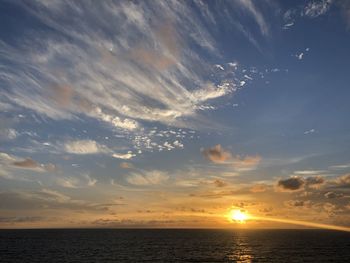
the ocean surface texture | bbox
[1,229,350,262]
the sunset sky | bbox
[1,0,350,229]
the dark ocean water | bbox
[0,229,350,262]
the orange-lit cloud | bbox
[250,184,268,193]
[202,144,261,169]
[12,158,39,169]
[120,162,133,169]
[12,158,56,172]
[202,145,232,163]
[52,85,73,107]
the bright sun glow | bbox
[230,210,249,223]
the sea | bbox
[1,229,350,262]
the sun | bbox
[230,209,249,223]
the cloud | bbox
[303,0,333,18]
[55,173,97,188]
[283,22,294,30]
[0,189,112,211]
[126,170,169,186]
[305,176,325,188]
[232,155,261,170]
[236,0,270,36]
[112,152,135,160]
[304,128,316,135]
[120,162,133,169]
[82,174,97,187]
[202,144,261,169]
[296,52,304,60]
[0,1,247,135]
[12,158,40,169]
[285,200,312,208]
[0,152,56,173]
[0,1,275,158]
[277,177,305,191]
[329,163,350,170]
[213,179,227,188]
[294,170,326,175]
[335,174,350,186]
[0,128,17,140]
[0,216,45,223]
[250,184,268,193]
[64,140,108,154]
[51,85,74,108]
[202,145,231,163]
[324,191,344,199]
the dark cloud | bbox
[277,177,305,191]
[305,176,325,188]
[91,218,202,228]
[0,216,45,223]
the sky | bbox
[1,0,350,229]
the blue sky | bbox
[1,0,350,228]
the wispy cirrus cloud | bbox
[0,1,238,130]
[0,1,274,134]
[235,0,270,36]
[126,170,169,186]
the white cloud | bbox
[173,140,184,149]
[304,128,315,134]
[64,140,108,154]
[303,0,333,18]
[283,22,294,30]
[112,152,135,160]
[294,170,326,175]
[214,64,224,70]
[191,82,235,102]
[92,107,138,130]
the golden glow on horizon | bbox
[226,209,350,232]
[230,210,249,223]
[250,215,350,232]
